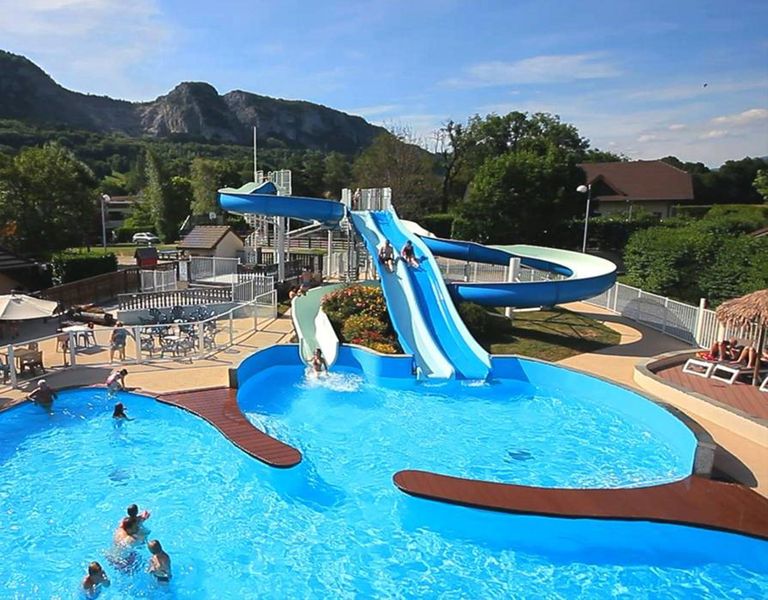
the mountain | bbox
[0,50,385,153]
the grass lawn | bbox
[65,244,177,257]
[472,307,621,362]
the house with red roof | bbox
[579,160,694,218]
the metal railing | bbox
[118,287,233,310]
[435,256,756,350]
[1,291,278,390]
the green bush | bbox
[322,285,389,324]
[50,252,118,284]
[457,302,493,338]
[321,284,401,353]
[342,313,388,341]
[420,213,454,238]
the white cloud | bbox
[347,104,401,118]
[668,124,686,131]
[711,108,768,126]
[637,134,660,143]
[443,53,621,88]
[0,0,172,100]
[699,129,729,140]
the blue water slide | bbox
[365,211,492,380]
[350,212,454,380]
[421,237,616,309]
[218,181,346,225]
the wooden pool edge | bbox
[156,386,302,468]
[393,470,768,541]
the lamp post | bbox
[100,194,110,251]
[576,184,591,253]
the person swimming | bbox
[147,539,172,583]
[112,402,132,420]
[311,348,328,377]
[114,515,145,546]
[27,379,56,408]
[82,561,110,595]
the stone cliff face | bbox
[0,50,384,152]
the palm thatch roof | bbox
[715,289,768,327]
[716,289,768,386]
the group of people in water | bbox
[377,239,419,272]
[83,504,171,595]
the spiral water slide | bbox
[218,183,616,379]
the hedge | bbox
[419,213,454,238]
[51,252,118,284]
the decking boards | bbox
[157,387,301,468]
[394,470,768,540]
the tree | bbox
[453,148,582,244]
[190,158,242,215]
[322,152,352,198]
[352,128,440,219]
[0,142,98,254]
[437,112,589,212]
[753,169,768,202]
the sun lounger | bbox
[682,357,718,378]
[761,374,768,393]
[710,362,768,385]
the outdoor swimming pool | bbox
[0,376,766,598]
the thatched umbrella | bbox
[716,289,768,386]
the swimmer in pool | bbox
[311,348,328,377]
[114,515,145,546]
[82,561,110,595]
[147,539,172,583]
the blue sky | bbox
[2,0,767,165]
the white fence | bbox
[342,187,392,212]
[435,256,758,350]
[188,257,240,283]
[140,269,176,292]
[231,275,276,303]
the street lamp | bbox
[576,184,591,253]
[100,194,110,251]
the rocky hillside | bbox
[0,50,385,153]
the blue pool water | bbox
[0,379,766,598]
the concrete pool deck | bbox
[1,304,765,499]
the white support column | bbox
[694,297,707,347]
[198,322,206,358]
[8,345,16,388]
[229,312,234,345]
[276,216,286,282]
[133,326,141,364]
[326,230,333,278]
[68,332,77,367]
[505,257,521,320]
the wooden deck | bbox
[394,470,768,541]
[157,387,301,468]
[655,364,768,421]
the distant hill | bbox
[0,50,385,153]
